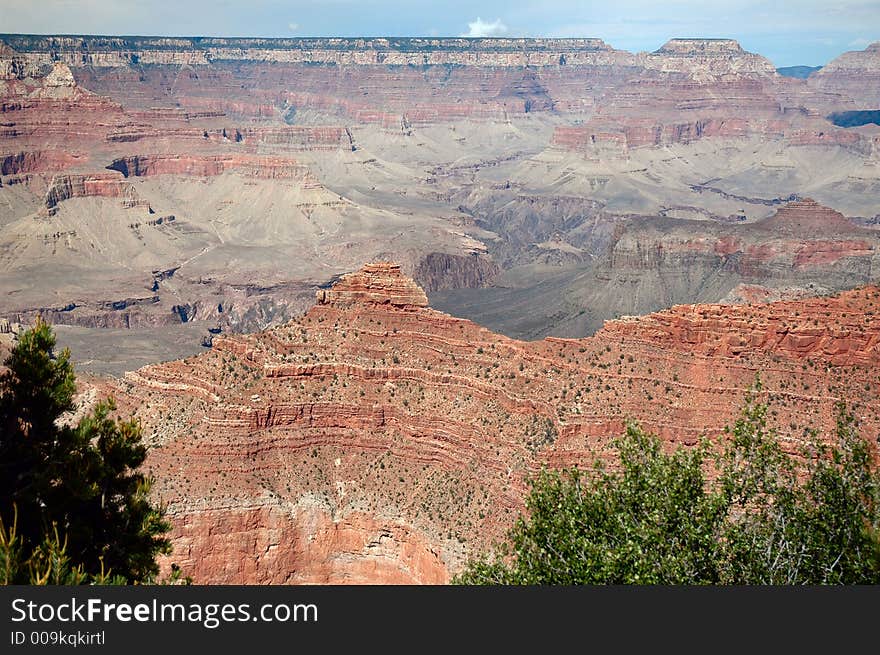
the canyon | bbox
[96,263,880,583]
[0,35,878,369]
[1,33,879,584]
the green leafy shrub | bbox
[457,385,880,585]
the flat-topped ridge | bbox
[0,34,614,53]
[0,34,783,75]
[655,38,746,55]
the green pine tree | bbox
[0,319,171,584]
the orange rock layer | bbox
[315,262,429,308]
[105,263,880,584]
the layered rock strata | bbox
[3,34,879,370]
[105,264,880,584]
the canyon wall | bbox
[103,264,880,584]
[809,42,880,106]
[2,34,878,369]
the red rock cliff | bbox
[105,265,880,584]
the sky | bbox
[0,1,878,67]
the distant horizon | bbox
[2,31,876,69]
[2,1,878,68]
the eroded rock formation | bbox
[315,262,428,307]
[809,42,880,106]
[106,154,320,184]
[2,34,879,371]
[102,264,880,584]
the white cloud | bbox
[848,37,871,48]
[288,22,299,32]
[462,17,508,38]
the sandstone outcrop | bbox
[1,150,82,175]
[642,38,778,80]
[601,291,880,366]
[43,173,140,211]
[106,154,320,184]
[315,262,428,308]
[104,125,354,150]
